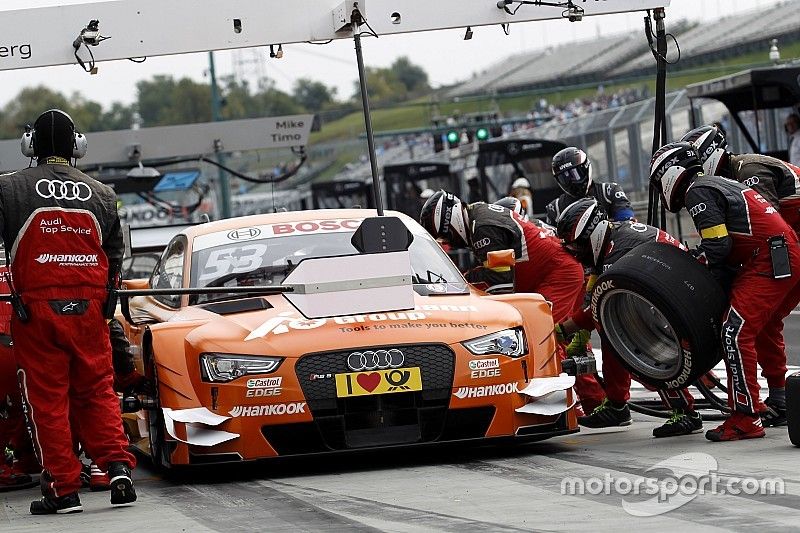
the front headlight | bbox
[462,328,527,358]
[200,353,283,383]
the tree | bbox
[293,78,337,113]
[101,102,137,131]
[352,67,407,104]
[135,75,212,127]
[391,57,429,93]
[0,86,71,138]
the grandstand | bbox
[449,0,800,97]
[613,2,800,75]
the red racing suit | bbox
[0,264,33,466]
[0,159,135,497]
[724,154,800,389]
[464,203,606,409]
[684,175,800,415]
[570,222,694,409]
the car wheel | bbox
[144,349,173,470]
[591,242,728,390]
[787,372,800,446]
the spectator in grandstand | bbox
[785,113,800,166]
[546,147,635,225]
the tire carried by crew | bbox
[788,371,800,446]
[590,241,728,390]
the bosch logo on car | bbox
[35,179,92,201]
[347,349,404,371]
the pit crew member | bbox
[650,142,800,441]
[681,124,800,426]
[554,198,702,437]
[0,109,137,513]
[509,176,534,219]
[547,147,635,225]
[420,190,606,412]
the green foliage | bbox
[391,57,429,93]
[293,78,337,113]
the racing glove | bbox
[565,329,591,359]
[114,370,148,395]
[554,323,568,344]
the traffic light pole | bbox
[209,51,233,219]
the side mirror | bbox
[486,249,516,269]
[119,278,156,325]
[123,279,150,291]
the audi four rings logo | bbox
[227,227,262,241]
[35,179,92,201]
[347,349,404,371]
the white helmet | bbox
[512,177,531,190]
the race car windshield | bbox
[189,226,465,304]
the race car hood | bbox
[175,291,524,357]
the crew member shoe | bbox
[0,464,36,492]
[705,413,765,442]
[760,397,787,427]
[30,492,83,515]
[653,410,703,438]
[89,463,111,492]
[108,462,137,505]
[577,398,632,428]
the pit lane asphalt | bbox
[3,323,800,532]
[2,415,799,531]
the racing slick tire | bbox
[143,343,173,470]
[787,372,800,446]
[591,242,727,390]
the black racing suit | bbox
[684,174,800,415]
[546,182,635,225]
[724,153,800,227]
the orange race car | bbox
[118,209,580,468]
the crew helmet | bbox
[552,147,593,197]
[555,198,610,266]
[680,125,728,176]
[419,190,470,248]
[649,142,703,213]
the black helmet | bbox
[555,198,610,266]
[680,125,728,176]
[649,142,703,213]
[552,147,592,198]
[494,196,526,219]
[419,190,470,248]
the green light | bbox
[476,127,490,141]
[446,131,459,144]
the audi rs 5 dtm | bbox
[119,210,579,467]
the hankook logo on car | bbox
[453,382,517,399]
[228,402,306,417]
